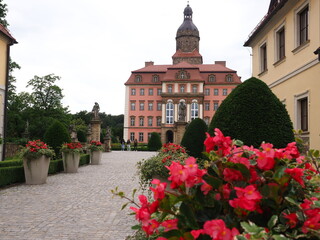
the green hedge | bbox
[0,154,90,188]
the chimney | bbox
[215,61,226,67]
[145,61,154,67]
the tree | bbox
[208,77,294,148]
[27,74,64,110]
[181,118,208,158]
[44,120,71,158]
[0,0,9,28]
[148,132,162,151]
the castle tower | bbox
[172,4,203,64]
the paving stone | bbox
[0,151,156,240]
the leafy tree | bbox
[148,132,162,151]
[44,120,71,158]
[208,77,294,148]
[27,74,64,110]
[0,0,9,28]
[181,118,208,158]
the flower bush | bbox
[88,140,103,151]
[20,139,55,160]
[137,143,189,190]
[61,142,83,154]
[113,129,320,240]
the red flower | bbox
[285,168,305,188]
[283,213,298,228]
[150,179,166,200]
[161,219,178,232]
[223,168,244,182]
[256,151,275,171]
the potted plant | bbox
[88,140,103,165]
[61,142,83,173]
[21,139,55,184]
[113,129,320,239]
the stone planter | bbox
[90,150,102,165]
[23,155,50,185]
[62,152,80,173]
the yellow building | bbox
[0,24,17,160]
[244,0,320,149]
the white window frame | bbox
[139,117,144,126]
[130,117,135,126]
[166,101,174,124]
[259,41,268,73]
[139,132,144,142]
[191,101,199,120]
[214,89,219,96]
[130,132,135,141]
[294,2,309,48]
[274,22,286,62]
[131,88,136,95]
[294,90,309,132]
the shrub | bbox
[0,159,23,167]
[208,77,294,148]
[77,130,87,142]
[0,166,25,187]
[147,132,162,151]
[44,121,71,157]
[181,118,208,158]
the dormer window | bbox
[152,75,159,83]
[176,70,190,80]
[226,74,233,82]
[208,74,216,82]
[135,75,142,83]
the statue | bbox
[178,101,186,122]
[92,102,100,120]
[69,124,78,142]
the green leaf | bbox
[131,188,137,198]
[233,139,244,146]
[236,236,248,240]
[268,215,278,229]
[131,224,141,230]
[203,175,223,189]
[273,234,289,240]
[285,197,300,207]
[179,203,199,229]
[273,166,286,180]
[273,224,289,233]
[161,229,182,238]
[240,221,265,235]
[121,202,129,210]
[314,150,320,158]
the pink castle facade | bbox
[124,4,241,144]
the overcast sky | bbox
[6,0,270,115]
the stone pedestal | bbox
[104,137,111,152]
[174,121,188,145]
[90,120,101,142]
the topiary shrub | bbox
[208,77,294,148]
[181,118,208,158]
[44,121,71,158]
[147,132,162,151]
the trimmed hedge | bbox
[208,77,294,148]
[148,132,162,151]
[0,154,90,188]
[181,118,208,158]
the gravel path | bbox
[0,151,156,240]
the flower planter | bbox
[62,152,80,173]
[23,155,50,185]
[90,150,102,165]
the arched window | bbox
[208,74,216,82]
[152,75,159,82]
[191,101,199,120]
[166,101,174,124]
[135,75,142,83]
[226,74,233,82]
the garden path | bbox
[0,151,156,240]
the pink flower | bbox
[166,161,188,189]
[222,183,231,199]
[201,180,213,195]
[302,214,320,233]
[261,143,275,158]
[223,168,244,182]
[142,219,160,236]
[150,179,167,200]
[204,129,232,156]
[285,168,305,188]
[202,219,239,240]
[256,151,275,171]
[191,229,204,239]
[229,185,262,212]
[161,219,178,232]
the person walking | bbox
[126,139,131,151]
[121,139,125,151]
[133,139,138,151]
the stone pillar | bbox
[174,122,188,145]
[90,119,101,142]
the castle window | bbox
[191,101,199,120]
[276,26,285,61]
[205,88,210,96]
[139,117,144,126]
[214,89,219,96]
[139,102,145,111]
[192,85,198,93]
[130,132,135,141]
[157,88,162,95]
[130,117,135,126]
[148,88,153,96]
[130,102,136,111]
[213,102,219,111]
[135,75,142,83]
[180,85,185,93]
[148,102,153,111]
[157,102,162,111]
[297,5,309,46]
[166,101,174,124]
[152,75,159,83]
[139,132,144,142]
[168,85,173,93]
[148,117,153,126]
[259,43,267,73]
[223,89,228,96]
[131,88,136,95]
[226,74,233,82]
[140,88,145,96]
[157,117,161,126]
[204,102,210,111]
[208,75,216,82]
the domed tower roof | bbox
[177,4,199,35]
